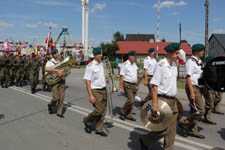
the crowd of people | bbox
[0,51,67,93]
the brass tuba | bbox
[45,57,71,85]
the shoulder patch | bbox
[159,61,164,67]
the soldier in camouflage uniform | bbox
[20,55,26,86]
[0,51,10,88]
[24,55,31,83]
[41,53,50,91]
[8,53,15,86]
[14,54,21,86]
[30,53,40,94]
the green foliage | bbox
[100,31,124,61]
[136,60,144,69]
[161,38,166,42]
[100,42,118,61]
[113,31,124,42]
[110,61,116,68]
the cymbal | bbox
[140,99,174,132]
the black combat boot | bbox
[31,88,35,94]
[5,83,8,88]
[19,82,22,87]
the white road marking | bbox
[10,86,213,150]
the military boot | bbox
[4,83,8,88]
[31,88,35,94]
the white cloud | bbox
[24,22,41,28]
[33,1,72,6]
[90,3,106,13]
[0,20,14,28]
[212,29,225,33]
[43,22,59,28]
[153,0,188,8]
[171,11,179,16]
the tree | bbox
[161,37,166,42]
[113,31,124,42]
[100,42,118,61]
[100,31,124,61]
[180,40,187,43]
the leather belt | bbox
[124,81,136,85]
[158,94,176,99]
[93,87,106,90]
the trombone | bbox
[103,56,116,118]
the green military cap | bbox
[51,49,58,55]
[164,43,180,52]
[128,50,136,56]
[205,56,214,63]
[148,48,155,53]
[192,44,205,51]
[92,47,102,55]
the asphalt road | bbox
[0,69,224,150]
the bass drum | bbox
[204,56,225,92]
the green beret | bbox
[128,50,136,56]
[51,49,58,55]
[148,48,155,53]
[92,47,102,55]
[205,56,214,63]
[192,44,205,51]
[164,43,180,52]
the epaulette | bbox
[159,61,164,67]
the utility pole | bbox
[178,22,181,78]
[179,22,182,43]
[156,0,160,60]
[205,0,209,57]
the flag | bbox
[178,49,186,65]
[4,41,11,51]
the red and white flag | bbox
[178,49,186,65]
[4,41,11,51]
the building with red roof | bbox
[116,41,192,61]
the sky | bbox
[0,0,224,47]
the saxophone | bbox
[45,57,72,85]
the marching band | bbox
[0,43,224,150]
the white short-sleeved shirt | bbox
[150,58,178,96]
[120,60,138,83]
[144,56,157,75]
[45,58,60,68]
[83,60,106,89]
[184,56,203,87]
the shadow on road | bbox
[128,128,163,150]
[112,106,121,116]
[218,128,225,141]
